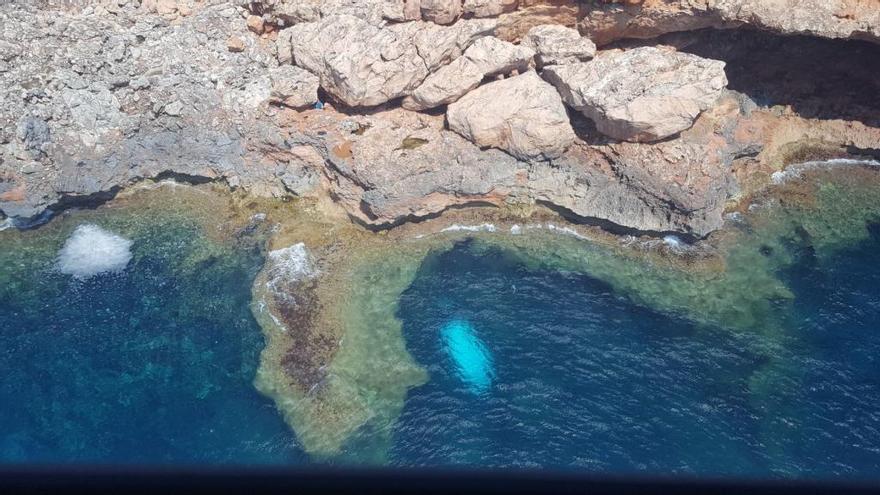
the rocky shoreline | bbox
[2,0,878,238]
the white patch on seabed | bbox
[56,224,133,279]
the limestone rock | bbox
[403,36,534,110]
[447,71,575,160]
[384,0,422,21]
[420,0,462,25]
[268,66,320,109]
[578,0,880,46]
[521,24,595,68]
[543,47,727,142]
[286,15,496,107]
[463,0,518,18]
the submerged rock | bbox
[447,71,575,160]
[543,47,727,142]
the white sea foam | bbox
[773,158,880,185]
[440,223,497,233]
[545,223,588,240]
[770,170,789,184]
[265,243,317,298]
[510,224,522,235]
[663,235,683,248]
[56,224,133,279]
[0,218,13,231]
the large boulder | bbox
[283,15,496,107]
[268,65,320,109]
[447,71,575,160]
[314,96,758,237]
[543,47,727,142]
[420,0,462,24]
[521,24,595,68]
[403,37,534,111]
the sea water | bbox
[2,171,880,480]
[391,230,880,477]
[0,189,304,465]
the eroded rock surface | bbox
[544,47,727,142]
[402,36,534,110]
[579,0,880,46]
[447,71,575,160]
[281,14,495,107]
[521,24,596,67]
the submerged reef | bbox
[250,160,880,461]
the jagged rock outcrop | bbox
[579,0,880,46]
[521,24,595,67]
[268,65,320,109]
[447,71,575,160]
[402,37,534,110]
[543,47,727,142]
[0,1,316,222]
[421,0,463,24]
[279,14,496,107]
[310,92,768,236]
[464,0,519,18]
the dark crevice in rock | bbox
[536,200,701,243]
[350,201,502,232]
[623,28,880,126]
[11,172,228,231]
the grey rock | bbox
[420,0,462,25]
[447,71,575,161]
[521,24,595,68]
[403,36,534,110]
[543,47,727,142]
[463,0,518,18]
[285,15,496,107]
[268,65,319,109]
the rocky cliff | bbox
[1,0,878,236]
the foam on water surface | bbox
[440,319,494,394]
[55,224,133,279]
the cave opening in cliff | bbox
[623,28,880,126]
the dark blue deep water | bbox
[393,234,880,478]
[0,218,304,465]
[2,194,880,479]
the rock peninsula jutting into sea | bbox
[1,0,880,478]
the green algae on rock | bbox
[248,161,880,461]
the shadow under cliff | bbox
[615,28,880,127]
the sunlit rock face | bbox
[55,224,133,279]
